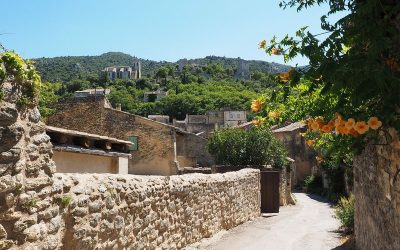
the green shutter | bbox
[128,136,138,151]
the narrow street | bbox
[187,193,344,250]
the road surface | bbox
[186,193,344,250]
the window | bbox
[128,136,138,151]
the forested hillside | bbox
[33,52,290,83]
[35,52,293,120]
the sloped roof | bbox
[46,126,132,145]
[272,121,306,133]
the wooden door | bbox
[260,170,280,213]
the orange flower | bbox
[327,121,335,131]
[354,121,369,134]
[306,140,314,147]
[345,118,356,130]
[335,122,346,135]
[271,48,280,55]
[368,117,382,130]
[279,72,290,82]
[341,126,351,135]
[321,124,333,133]
[251,99,264,112]
[252,118,264,127]
[310,120,320,131]
[258,40,266,49]
[349,128,359,137]
[268,111,280,119]
[334,114,343,127]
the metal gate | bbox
[260,170,280,213]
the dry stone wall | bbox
[354,128,400,250]
[0,81,56,250]
[53,170,260,249]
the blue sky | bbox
[1,0,330,66]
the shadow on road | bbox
[293,191,337,207]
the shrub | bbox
[207,127,288,168]
[335,194,355,232]
[61,195,73,208]
[304,175,323,194]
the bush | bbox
[304,175,323,194]
[207,127,288,168]
[335,194,355,232]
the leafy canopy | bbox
[263,0,400,130]
[207,127,288,168]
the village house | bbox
[272,121,318,186]
[46,91,214,176]
[74,88,110,98]
[148,115,170,124]
[46,126,132,174]
[173,110,247,138]
[143,89,167,102]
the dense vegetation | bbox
[32,52,291,120]
[207,127,288,168]
[252,0,399,210]
[33,52,290,83]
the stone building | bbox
[272,122,318,186]
[173,110,247,138]
[101,61,141,81]
[46,126,131,174]
[46,95,214,176]
[74,88,110,98]
[235,59,250,79]
[143,89,167,102]
[147,115,170,124]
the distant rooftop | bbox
[272,121,306,133]
[74,88,110,98]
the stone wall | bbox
[52,169,260,249]
[279,164,295,206]
[0,81,56,249]
[354,128,400,250]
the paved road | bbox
[187,193,343,250]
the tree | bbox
[155,67,168,85]
[39,82,61,119]
[207,127,288,168]
[261,0,400,130]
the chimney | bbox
[116,103,122,111]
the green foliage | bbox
[335,194,355,232]
[304,175,323,194]
[61,195,73,208]
[0,52,42,104]
[161,81,257,119]
[34,53,290,83]
[207,127,288,168]
[21,197,38,210]
[264,0,400,130]
[39,82,61,119]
